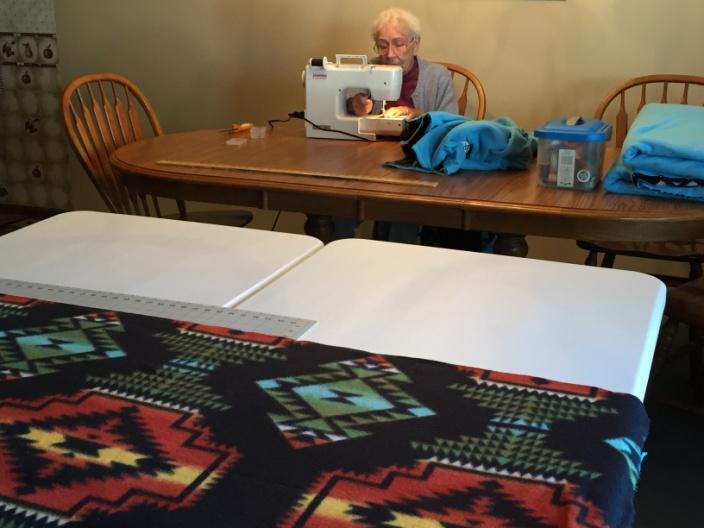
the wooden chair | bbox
[577,74,704,279]
[61,73,253,225]
[435,62,486,119]
[650,277,704,400]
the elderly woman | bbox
[348,7,458,118]
[337,8,460,243]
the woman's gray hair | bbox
[371,7,421,42]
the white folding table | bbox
[239,238,666,400]
[0,211,322,307]
[0,216,665,398]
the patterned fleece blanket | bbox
[0,293,648,527]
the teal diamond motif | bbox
[0,312,125,380]
[257,355,434,448]
[293,379,395,417]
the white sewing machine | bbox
[303,55,404,141]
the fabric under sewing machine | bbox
[385,111,536,175]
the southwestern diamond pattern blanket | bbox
[0,294,649,527]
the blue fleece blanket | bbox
[385,112,536,175]
[603,103,704,202]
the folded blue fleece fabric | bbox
[385,112,536,175]
[603,103,704,201]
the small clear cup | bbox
[250,125,267,139]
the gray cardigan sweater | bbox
[412,58,458,113]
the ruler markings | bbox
[0,278,315,339]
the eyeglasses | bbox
[374,38,413,54]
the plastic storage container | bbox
[534,117,612,190]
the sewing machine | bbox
[304,55,403,141]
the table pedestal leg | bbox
[493,233,528,257]
[304,214,335,243]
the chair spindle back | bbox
[594,74,704,148]
[61,73,162,214]
[435,62,486,120]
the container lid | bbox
[534,116,612,141]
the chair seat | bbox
[577,239,704,261]
[165,208,253,227]
[666,276,704,326]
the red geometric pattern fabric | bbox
[282,461,608,528]
[0,294,649,527]
[0,390,240,523]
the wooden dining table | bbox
[110,121,704,256]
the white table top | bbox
[240,239,666,400]
[0,211,322,307]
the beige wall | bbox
[54,0,703,274]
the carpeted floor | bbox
[0,214,39,236]
[635,344,704,526]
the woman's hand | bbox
[347,93,373,116]
[383,106,420,118]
